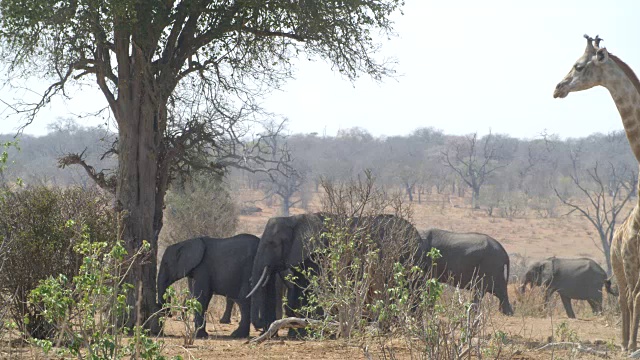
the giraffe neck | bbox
[603,60,640,164]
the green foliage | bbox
[294,217,382,339]
[29,236,173,359]
[160,285,203,346]
[0,185,117,338]
[0,140,20,185]
[555,321,579,343]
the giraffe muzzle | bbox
[553,81,569,99]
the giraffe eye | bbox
[574,64,585,72]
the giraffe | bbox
[554,34,640,352]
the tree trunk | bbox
[472,186,480,209]
[281,195,290,216]
[116,86,163,334]
[405,184,413,202]
[600,230,613,276]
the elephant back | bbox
[552,257,607,299]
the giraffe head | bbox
[554,34,611,98]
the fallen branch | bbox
[535,342,609,358]
[247,317,337,344]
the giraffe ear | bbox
[594,48,609,64]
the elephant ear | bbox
[285,213,323,266]
[541,259,555,285]
[168,237,206,279]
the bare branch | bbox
[58,150,116,194]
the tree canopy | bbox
[0,0,401,122]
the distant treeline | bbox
[1,121,636,213]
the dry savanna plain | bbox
[3,189,631,359]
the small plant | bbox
[555,321,579,342]
[160,285,203,345]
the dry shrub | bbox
[298,171,512,359]
[161,174,238,248]
[296,171,420,339]
[0,185,116,339]
[508,253,529,284]
[513,285,547,317]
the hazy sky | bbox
[2,0,640,139]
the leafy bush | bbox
[29,237,177,359]
[0,185,116,339]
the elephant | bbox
[520,257,618,318]
[157,234,259,338]
[218,297,235,324]
[423,228,514,315]
[248,212,427,332]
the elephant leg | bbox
[492,278,513,316]
[559,294,576,319]
[587,298,603,315]
[191,283,213,339]
[230,300,251,338]
[219,297,234,324]
[287,266,312,339]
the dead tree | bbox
[442,132,512,209]
[554,156,635,275]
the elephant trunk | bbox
[157,266,167,306]
[156,264,181,309]
[250,265,269,329]
[519,280,529,294]
[604,277,619,296]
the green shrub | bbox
[29,237,176,359]
[0,185,116,339]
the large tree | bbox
[0,0,402,330]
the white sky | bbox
[1,0,639,139]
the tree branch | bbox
[58,150,116,194]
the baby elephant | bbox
[520,257,617,318]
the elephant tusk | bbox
[246,266,269,298]
[262,273,271,288]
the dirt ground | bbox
[2,189,632,359]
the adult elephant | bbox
[248,212,426,331]
[424,228,514,315]
[520,257,618,318]
[157,234,259,338]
